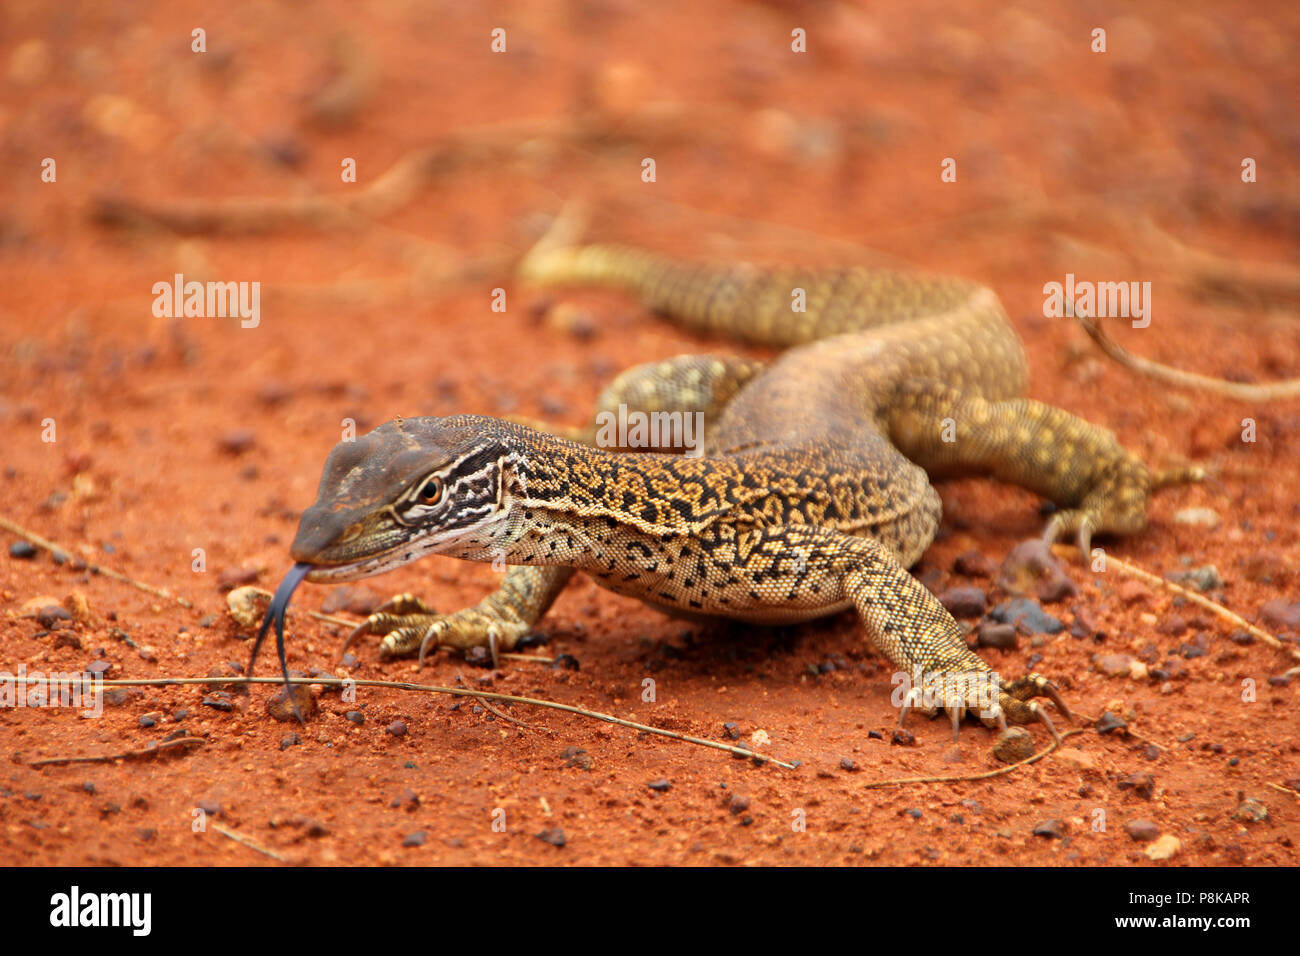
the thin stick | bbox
[1052,544,1300,663]
[27,736,204,767]
[456,673,541,732]
[1075,313,1300,400]
[211,822,287,862]
[498,652,558,664]
[12,675,798,769]
[0,515,193,609]
[861,728,1085,789]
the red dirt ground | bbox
[1,1,1298,866]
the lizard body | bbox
[285,244,1174,737]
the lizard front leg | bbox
[840,538,1070,740]
[344,566,573,665]
[752,525,1070,740]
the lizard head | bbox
[289,415,523,581]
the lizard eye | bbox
[416,477,443,503]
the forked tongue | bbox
[249,562,313,724]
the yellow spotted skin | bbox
[300,244,1165,739]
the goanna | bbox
[272,244,1193,740]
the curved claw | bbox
[1042,511,1096,561]
[896,685,924,731]
[1025,701,1061,743]
[417,621,443,667]
[945,705,963,742]
[1005,672,1074,725]
[340,618,372,656]
[1039,680,1074,725]
[1076,517,1094,561]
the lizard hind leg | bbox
[887,380,1158,557]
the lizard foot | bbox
[995,672,1073,742]
[897,669,1071,742]
[342,594,528,667]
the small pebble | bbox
[1124,819,1160,842]
[993,727,1034,763]
[217,430,256,455]
[1166,565,1223,593]
[1173,507,1220,527]
[990,598,1064,634]
[1095,712,1128,735]
[997,539,1077,603]
[1118,772,1155,799]
[38,606,73,629]
[1095,653,1135,677]
[9,541,37,559]
[1259,599,1300,632]
[402,831,428,848]
[938,586,986,618]
[266,676,317,722]
[647,778,671,792]
[1230,795,1269,823]
[1144,834,1181,861]
[386,720,408,737]
[535,827,566,847]
[1032,819,1066,839]
[976,622,1018,649]
[953,549,996,577]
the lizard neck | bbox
[456,416,747,567]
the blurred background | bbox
[0,0,1297,605]
[1,0,1298,868]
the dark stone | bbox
[1032,819,1066,838]
[1118,773,1155,799]
[976,622,1018,649]
[1125,819,1160,842]
[535,827,566,847]
[990,598,1065,635]
[939,586,986,618]
[1095,712,1128,735]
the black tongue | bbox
[248,562,313,724]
